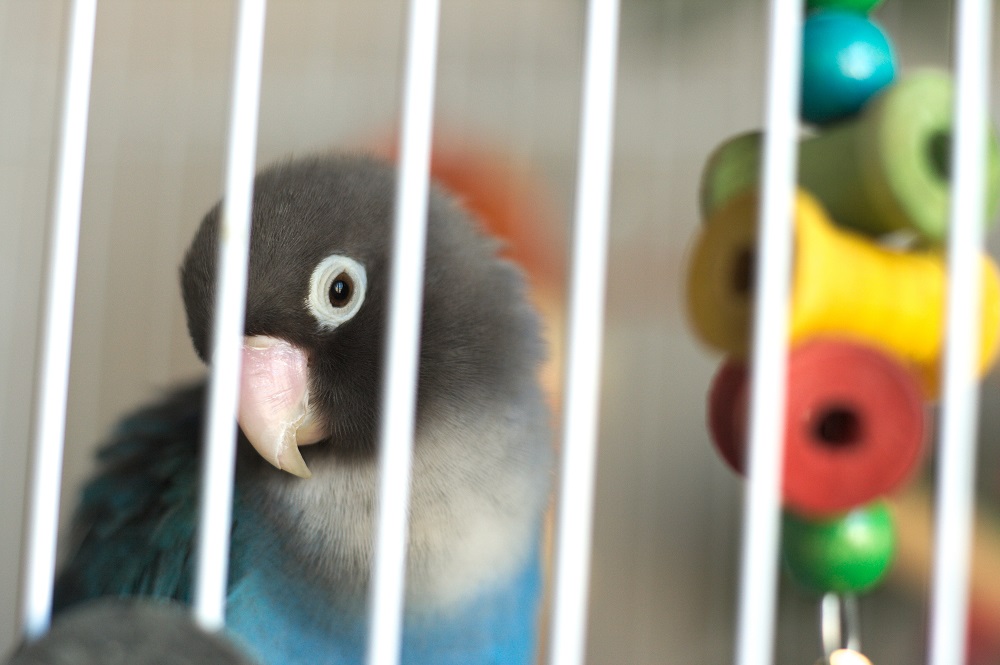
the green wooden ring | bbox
[699,70,1000,244]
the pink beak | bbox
[238,336,325,478]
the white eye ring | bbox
[307,254,367,330]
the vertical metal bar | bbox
[19,0,97,641]
[927,0,993,663]
[192,0,267,632]
[733,0,802,663]
[365,0,440,663]
[546,0,620,663]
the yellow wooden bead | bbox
[813,649,875,665]
[830,648,874,665]
[686,189,1000,396]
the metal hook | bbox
[820,593,862,657]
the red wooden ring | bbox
[708,339,926,515]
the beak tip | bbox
[275,447,312,479]
[285,464,313,480]
[237,335,315,479]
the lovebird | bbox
[53,154,554,664]
[7,599,258,665]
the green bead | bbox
[781,501,895,593]
[699,131,762,220]
[807,0,884,13]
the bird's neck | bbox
[235,396,551,613]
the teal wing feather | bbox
[53,382,545,665]
[54,383,210,609]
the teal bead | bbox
[807,0,884,13]
[781,501,895,593]
[801,11,895,125]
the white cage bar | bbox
[10,2,999,664]
[928,0,994,663]
[547,0,620,663]
[19,0,97,641]
[192,0,268,632]
[734,0,801,664]
[366,0,441,663]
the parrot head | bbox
[180,154,543,479]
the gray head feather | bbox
[181,154,547,457]
[5,599,258,665]
[180,154,552,606]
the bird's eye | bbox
[329,273,353,307]
[307,254,367,330]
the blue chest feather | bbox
[225,529,542,665]
[55,384,543,665]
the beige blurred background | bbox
[1,1,997,663]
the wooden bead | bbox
[706,360,748,473]
[708,340,925,515]
[829,650,874,665]
[801,71,1000,242]
[801,11,895,125]
[782,502,895,593]
[807,0,884,13]
[699,72,1000,240]
[814,650,874,665]
[686,190,1000,396]
[699,131,762,220]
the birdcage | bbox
[1,1,997,664]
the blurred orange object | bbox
[375,135,566,290]
[373,135,567,410]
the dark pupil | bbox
[329,274,352,307]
